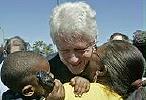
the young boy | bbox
[1,51,64,100]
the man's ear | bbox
[22,85,35,96]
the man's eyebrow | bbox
[57,48,69,51]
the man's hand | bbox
[46,79,65,100]
[69,76,90,97]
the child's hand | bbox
[69,76,90,97]
[46,79,65,100]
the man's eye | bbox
[75,49,85,53]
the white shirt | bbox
[0,61,8,99]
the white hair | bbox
[49,2,98,43]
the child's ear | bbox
[22,85,35,96]
[94,65,107,82]
[97,65,107,76]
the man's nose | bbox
[68,54,79,65]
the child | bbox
[1,51,64,100]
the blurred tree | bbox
[32,40,54,57]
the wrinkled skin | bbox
[56,34,94,75]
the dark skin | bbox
[2,51,65,100]
[36,59,65,100]
[32,58,65,100]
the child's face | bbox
[35,71,54,97]
[34,60,52,97]
[27,76,47,97]
[21,59,52,98]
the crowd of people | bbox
[0,1,146,100]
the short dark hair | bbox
[133,30,146,59]
[97,40,145,98]
[4,36,28,54]
[109,32,129,41]
[1,51,49,91]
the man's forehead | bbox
[56,34,91,43]
[57,39,90,49]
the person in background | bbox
[0,36,28,99]
[49,2,97,96]
[133,30,146,60]
[3,36,28,56]
[133,30,146,78]
[109,32,130,42]
[1,51,64,100]
[0,46,4,64]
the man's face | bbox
[56,34,94,75]
[10,38,25,53]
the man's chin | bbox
[70,69,84,75]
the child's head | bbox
[95,40,145,98]
[1,51,52,98]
